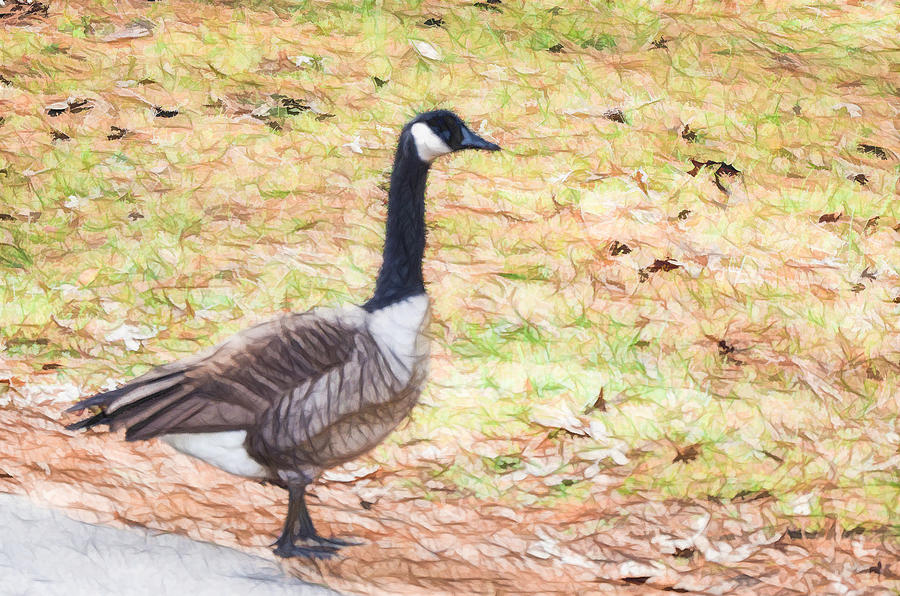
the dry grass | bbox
[1,0,899,592]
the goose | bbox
[65,110,501,559]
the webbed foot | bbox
[273,541,340,559]
[309,535,361,548]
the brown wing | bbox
[66,308,363,441]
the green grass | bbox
[1,0,899,534]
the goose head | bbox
[406,110,501,163]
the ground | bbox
[0,492,334,595]
[1,0,899,594]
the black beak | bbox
[458,126,501,152]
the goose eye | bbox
[430,120,452,143]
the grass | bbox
[1,0,899,537]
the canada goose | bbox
[65,110,501,559]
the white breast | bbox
[366,294,431,385]
[161,431,267,478]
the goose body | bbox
[65,110,500,558]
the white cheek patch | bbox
[410,122,452,162]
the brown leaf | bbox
[849,173,868,186]
[584,388,606,413]
[647,258,680,273]
[603,108,626,124]
[687,159,740,194]
[639,258,680,282]
[762,450,783,463]
[67,99,93,114]
[609,240,631,256]
[474,1,502,12]
[623,577,650,585]
[0,0,48,24]
[673,546,696,558]
[786,527,821,539]
[153,106,179,118]
[107,126,127,140]
[866,365,883,381]
[864,216,879,232]
[718,339,744,364]
[818,212,842,223]
[732,489,772,502]
[857,144,888,160]
[673,443,701,463]
[681,124,697,142]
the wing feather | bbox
[66,308,364,441]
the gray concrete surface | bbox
[0,492,339,596]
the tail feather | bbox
[64,410,110,431]
[65,368,192,435]
[66,369,187,414]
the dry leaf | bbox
[411,40,442,61]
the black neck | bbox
[362,133,431,312]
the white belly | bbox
[161,430,267,478]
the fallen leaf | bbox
[411,39,442,61]
[583,388,606,413]
[857,143,889,160]
[153,106,179,118]
[610,240,631,256]
[101,20,153,42]
[732,489,772,503]
[673,443,701,463]
[107,126,127,140]
[104,324,158,351]
[474,1,502,12]
[832,102,862,117]
[44,100,70,117]
[603,108,626,123]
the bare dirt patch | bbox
[1,398,897,595]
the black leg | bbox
[272,485,358,559]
